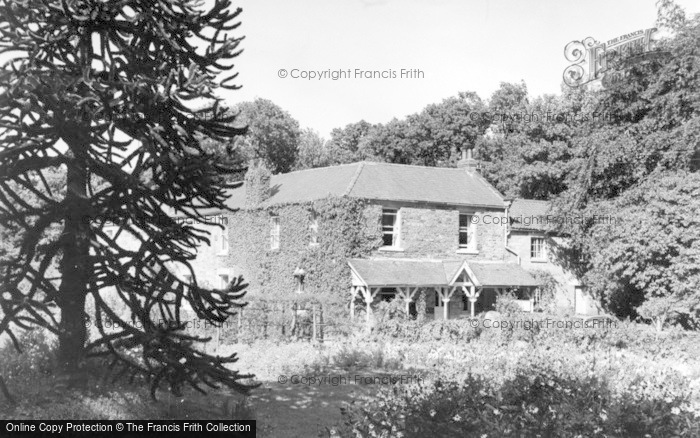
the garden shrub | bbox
[333,364,699,437]
[0,329,57,406]
[372,316,481,343]
[494,291,523,317]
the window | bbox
[219,274,230,289]
[379,287,397,302]
[381,208,400,247]
[218,225,229,254]
[309,210,319,246]
[458,213,476,250]
[293,267,305,293]
[270,215,280,250]
[530,237,545,260]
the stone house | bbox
[508,199,602,315]
[139,149,597,322]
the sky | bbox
[224,0,699,138]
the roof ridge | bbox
[363,161,468,171]
[272,161,361,177]
[513,198,551,204]
[343,161,365,196]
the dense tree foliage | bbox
[326,120,374,165]
[552,7,700,325]
[230,98,301,173]
[295,128,329,170]
[327,93,490,166]
[0,0,254,395]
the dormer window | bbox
[381,208,400,247]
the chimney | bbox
[457,147,479,173]
[244,159,271,207]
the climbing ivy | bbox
[224,196,383,306]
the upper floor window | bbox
[309,210,319,246]
[381,208,400,247]
[530,237,546,260]
[218,225,229,255]
[270,215,280,250]
[458,213,476,250]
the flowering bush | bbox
[334,365,699,437]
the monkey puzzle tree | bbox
[0,0,253,396]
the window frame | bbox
[530,236,546,261]
[381,208,401,248]
[309,209,319,247]
[457,212,477,253]
[270,215,281,250]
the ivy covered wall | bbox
[186,198,516,305]
[188,196,383,305]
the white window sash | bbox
[382,209,400,247]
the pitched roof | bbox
[468,262,541,287]
[223,161,506,210]
[347,258,540,288]
[509,199,551,231]
[348,259,448,286]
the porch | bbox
[347,259,541,323]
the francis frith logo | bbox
[563,28,669,88]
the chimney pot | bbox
[457,147,479,173]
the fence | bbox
[181,300,364,347]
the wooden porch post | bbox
[360,287,378,328]
[350,286,358,321]
[464,285,481,318]
[398,287,417,318]
[470,285,476,318]
[439,287,457,320]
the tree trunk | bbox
[56,154,90,373]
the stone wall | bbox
[372,203,510,261]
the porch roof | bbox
[348,258,540,288]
